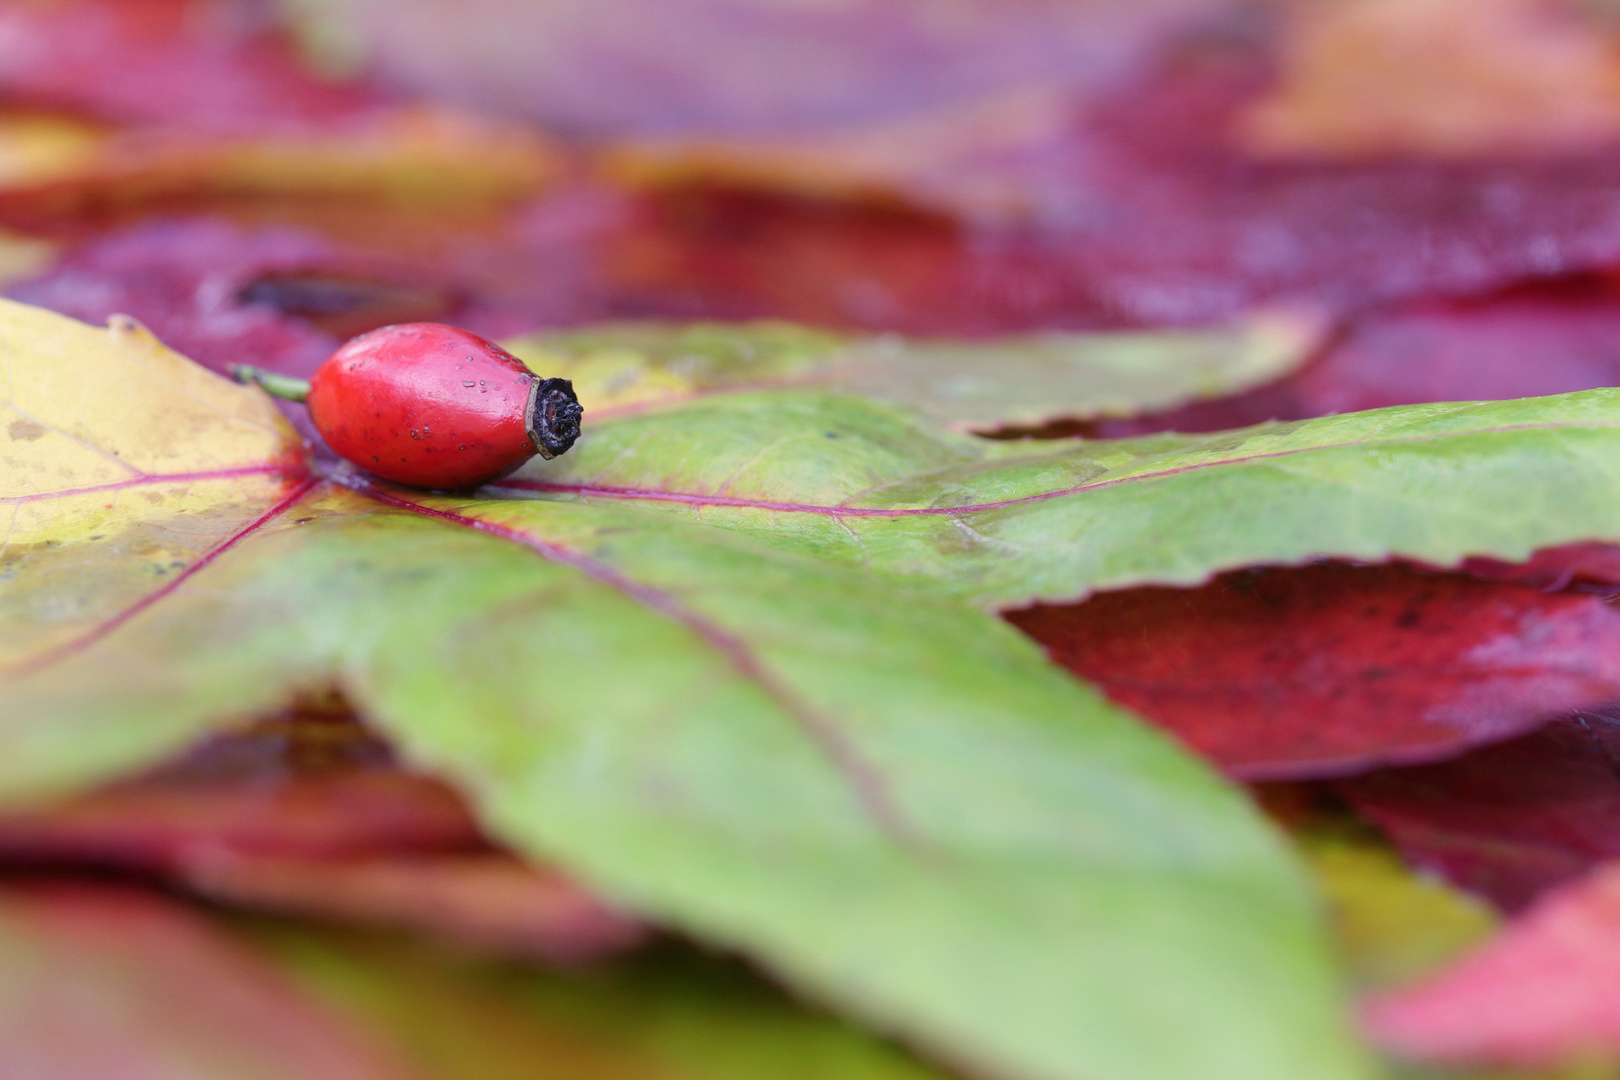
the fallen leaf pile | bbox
[10,2,1620,1079]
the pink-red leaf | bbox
[1364,863,1620,1070]
[0,0,382,133]
[0,882,421,1080]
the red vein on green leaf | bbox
[7,477,320,678]
[353,481,918,847]
[0,465,300,505]
[494,423,1607,516]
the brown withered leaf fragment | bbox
[1008,563,1620,780]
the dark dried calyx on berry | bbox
[526,377,583,459]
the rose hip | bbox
[234,322,582,490]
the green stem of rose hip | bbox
[231,364,311,403]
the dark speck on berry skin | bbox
[825,432,839,439]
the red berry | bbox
[304,323,581,489]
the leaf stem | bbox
[231,365,311,404]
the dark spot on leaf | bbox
[7,419,46,442]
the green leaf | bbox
[503,311,1321,431]
[0,299,1378,1080]
[1,484,1371,1080]
[510,388,1620,607]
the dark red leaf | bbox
[0,703,641,962]
[6,218,347,380]
[1089,277,1620,436]
[1336,710,1620,913]
[1007,563,1620,780]
[1450,542,1620,592]
[0,0,385,134]
[595,21,1620,335]
[2,205,628,383]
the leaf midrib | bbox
[256,475,924,846]
[493,420,1609,517]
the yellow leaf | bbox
[1242,0,1620,160]
[0,300,306,671]
[0,106,561,218]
